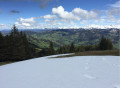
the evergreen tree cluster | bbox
[0,25,34,62]
[99,36,113,50]
[38,41,55,56]
[56,43,75,54]
[50,37,113,54]
[56,43,99,54]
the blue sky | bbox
[0,0,120,29]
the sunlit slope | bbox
[26,29,119,49]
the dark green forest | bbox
[0,26,117,62]
[0,25,35,62]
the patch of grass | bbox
[53,50,120,58]
[0,61,16,66]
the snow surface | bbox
[0,55,120,88]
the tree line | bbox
[37,36,114,56]
[43,36,113,55]
[0,25,36,62]
[0,25,114,62]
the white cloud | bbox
[72,8,98,19]
[15,17,59,29]
[110,0,120,8]
[18,17,35,23]
[52,6,78,21]
[21,23,31,26]
[52,6,98,21]
[15,17,38,29]
[42,14,57,19]
[12,5,120,29]
[0,24,6,26]
[42,14,57,22]
[0,24,8,29]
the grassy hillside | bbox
[53,50,120,58]
[26,29,119,49]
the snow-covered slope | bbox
[0,55,120,88]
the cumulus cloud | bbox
[15,17,37,29]
[52,6,78,21]
[72,8,98,19]
[10,10,20,13]
[18,17,35,23]
[52,6,98,21]
[14,17,54,29]
[15,16,63,29]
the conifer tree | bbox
[49,41,55,55]
[8,25,31,61]
[0,25,35,62]
[0,32,5,61]
[70,42,75,53]
[99,36,113,50]
[9,25,21,60]
[106,39,113,50]
[22,33,31,59]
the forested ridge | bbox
[26,29,119,49]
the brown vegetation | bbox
[53,50,120,58]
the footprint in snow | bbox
[83,74,96,79]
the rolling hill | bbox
[25,29,120,49]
